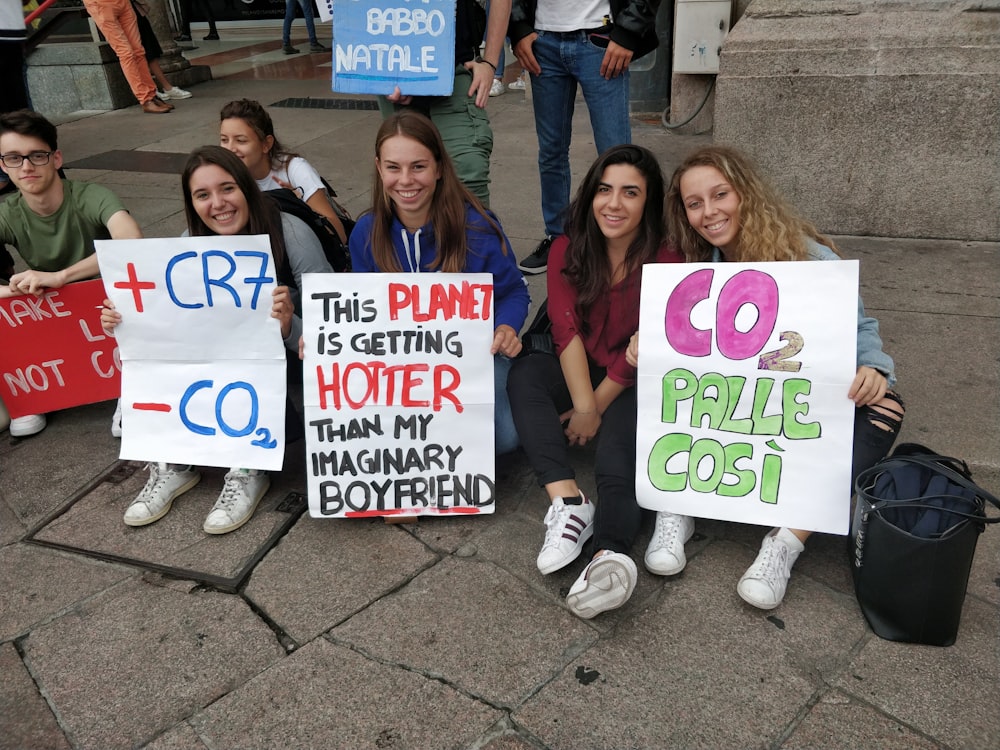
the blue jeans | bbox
[529,30,632,237]
[283,0,317,45]
[494,354,519,455]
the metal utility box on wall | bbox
[673,0,731,74]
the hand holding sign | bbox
[96,235,287,470]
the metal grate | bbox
[271,97,380,111]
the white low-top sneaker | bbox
[203,469,269,534]
[566,551,637,619]
[124,463,200,526]
[644,512,694,575]
[10,413,46,437]
[536,494,594,574]
[737,528,805,609]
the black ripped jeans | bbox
[507,352,641,555]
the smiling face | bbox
[591,163,647,251]
[219,117,272,180]
[188,164,249,235]
[376,134,440,229]
[0,132,62,198]
[679,164,742,257]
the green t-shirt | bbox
[0,180,127,273]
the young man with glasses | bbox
[0,109,143,437]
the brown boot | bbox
[141,98,171,114]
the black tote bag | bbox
[851,443,1000,646]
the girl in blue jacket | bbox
[350,111,530,454]
[634,144,905,611]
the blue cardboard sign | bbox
[332,0,457,96]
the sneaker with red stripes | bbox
[536,494,595,574]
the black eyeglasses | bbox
[0,151,54,168]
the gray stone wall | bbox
[714,0,1000,241]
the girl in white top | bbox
[219,98,348,244]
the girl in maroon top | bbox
[507,144,682,618]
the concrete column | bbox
[713,0,1000,241]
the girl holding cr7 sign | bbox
[506,144,683,620]
[349,110,530,455]
[626,144,905,611]
[102,145,333,535]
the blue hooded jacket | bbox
[350,203,530,333]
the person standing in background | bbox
[81,0,172,113]
[281,0,326,55]
[380,0,511,207]
[508,0,660,274]
[174,0,217,42]
[130,0,191,103]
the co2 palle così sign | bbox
[301,272,496,519]
[331,0,457,96]
[635,261,859,535]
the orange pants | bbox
[83,0,157,105]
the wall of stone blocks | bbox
[713,0,1000,241]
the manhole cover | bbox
[28,457,307,592]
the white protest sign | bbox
[302,272,495,518]
[636,261,858,535]
[96,235,286,470]
[331,0,457,96]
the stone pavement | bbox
[2,59,999,750]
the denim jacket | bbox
[508,0,661,60]
[710,240,897,386]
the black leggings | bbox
[507,352,640,554]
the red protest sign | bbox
[0,279,120,418]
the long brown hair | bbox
[666,145,837,262]
[563,144,667,323]
[365,110,503,273]
[181,145,287,272]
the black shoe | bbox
[203,31,220,40]
[174,34,192,42]
[309,41,328,52]
[518,236,553,274]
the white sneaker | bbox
[737,528,804,609]
[10,414,46,437]
[644,512,694,575]
[489,78,505,97]
[124,463,200,526]
[155,90,168,100]
[162,86,192,100]
[203,469,269,534]
[536,495,595,574]
[111,398,122,438]
[508,75,526,91]
[566,552,637,619]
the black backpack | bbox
[265,188,353,276]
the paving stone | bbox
[833,596,1000,749]
[0,642,71,750]
[33,462,303,585]
[1,401,121,529]
[0,492,26,546]
[0,543,132,641]
[244,514,438,643]
[189,637,502,749]
[22,580,284,750]
[514,541,865,749]
[329,556,598,707]
[780,689,939,749]
[472,513,684,634]
[142,722,209,750]
[968,527,999,606]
